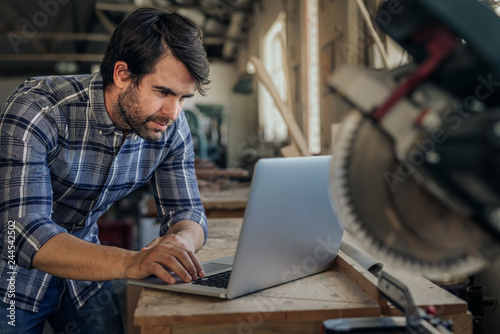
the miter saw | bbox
[328,0,500,281]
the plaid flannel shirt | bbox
[0,73,208,312]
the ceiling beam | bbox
[6,32,110,42]
[0,54,103,62]
[95,2,252,15]
[2,32,242,47]
[95,9,117,34]
[0,2,48,54]
[204,35,245,44]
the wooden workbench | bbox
[199,186,249,218]
[141,185,249,220]
[130,218,471,334]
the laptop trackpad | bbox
[203,262,232,274]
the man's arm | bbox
[150,111,209,250]
[1,85,206,284]
[32,219,205,283]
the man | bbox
[0,8,210,333]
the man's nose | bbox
[161,97,180,120]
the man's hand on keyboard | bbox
[124,220,206,284]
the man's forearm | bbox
[31,220,206,282]
[32,233,132,281]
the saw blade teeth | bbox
[338,193,351,207]
[327,110,498,279]
[334,168,347,179]
[330,111,500,279]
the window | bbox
[258,4,320,153]
[259,12,288,142]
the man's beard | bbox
[113,85,172,142]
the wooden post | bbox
[249,55,311,156]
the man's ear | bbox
[113,61,131,89]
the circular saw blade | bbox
[331,111,500,279]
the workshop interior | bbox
[2,0,500,333]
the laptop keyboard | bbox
[192,270,231,288]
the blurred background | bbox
[1,0,389,246]
[3,1,500,333]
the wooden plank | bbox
[341,231,469,317]
[199,187,249,210]
[133,219,380,329]
[141,325,172,334]
[249,55,310,156]
[133,273,380,327]
[132,218,470,333]
[0,53,104,62]
[445,313,473,334]
[278,33,305,155]
[334,251,385,307]
[127,284,143,334]
[383,270,468,316]
[280,144,302,157]
[205,209,245,219]
[195,168,249,180]
[346,0,361,66]
[142,186,249,218]
[170,321,321,334]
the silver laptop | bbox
[128,155,345,299]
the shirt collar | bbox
[88,73,119,136]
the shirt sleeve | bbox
[0,92,67,270]
[150,112,209,242]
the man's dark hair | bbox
[100,8,210,95]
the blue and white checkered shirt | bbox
[0,73,208,312]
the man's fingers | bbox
[156,234,204,280]
[148,262,176,284]
[175,246,205,280]
[139,252,189,284]
[159,246,199,281]
[144,245,197,282]
[187,250,205,278]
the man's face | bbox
[113,55,196,141]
